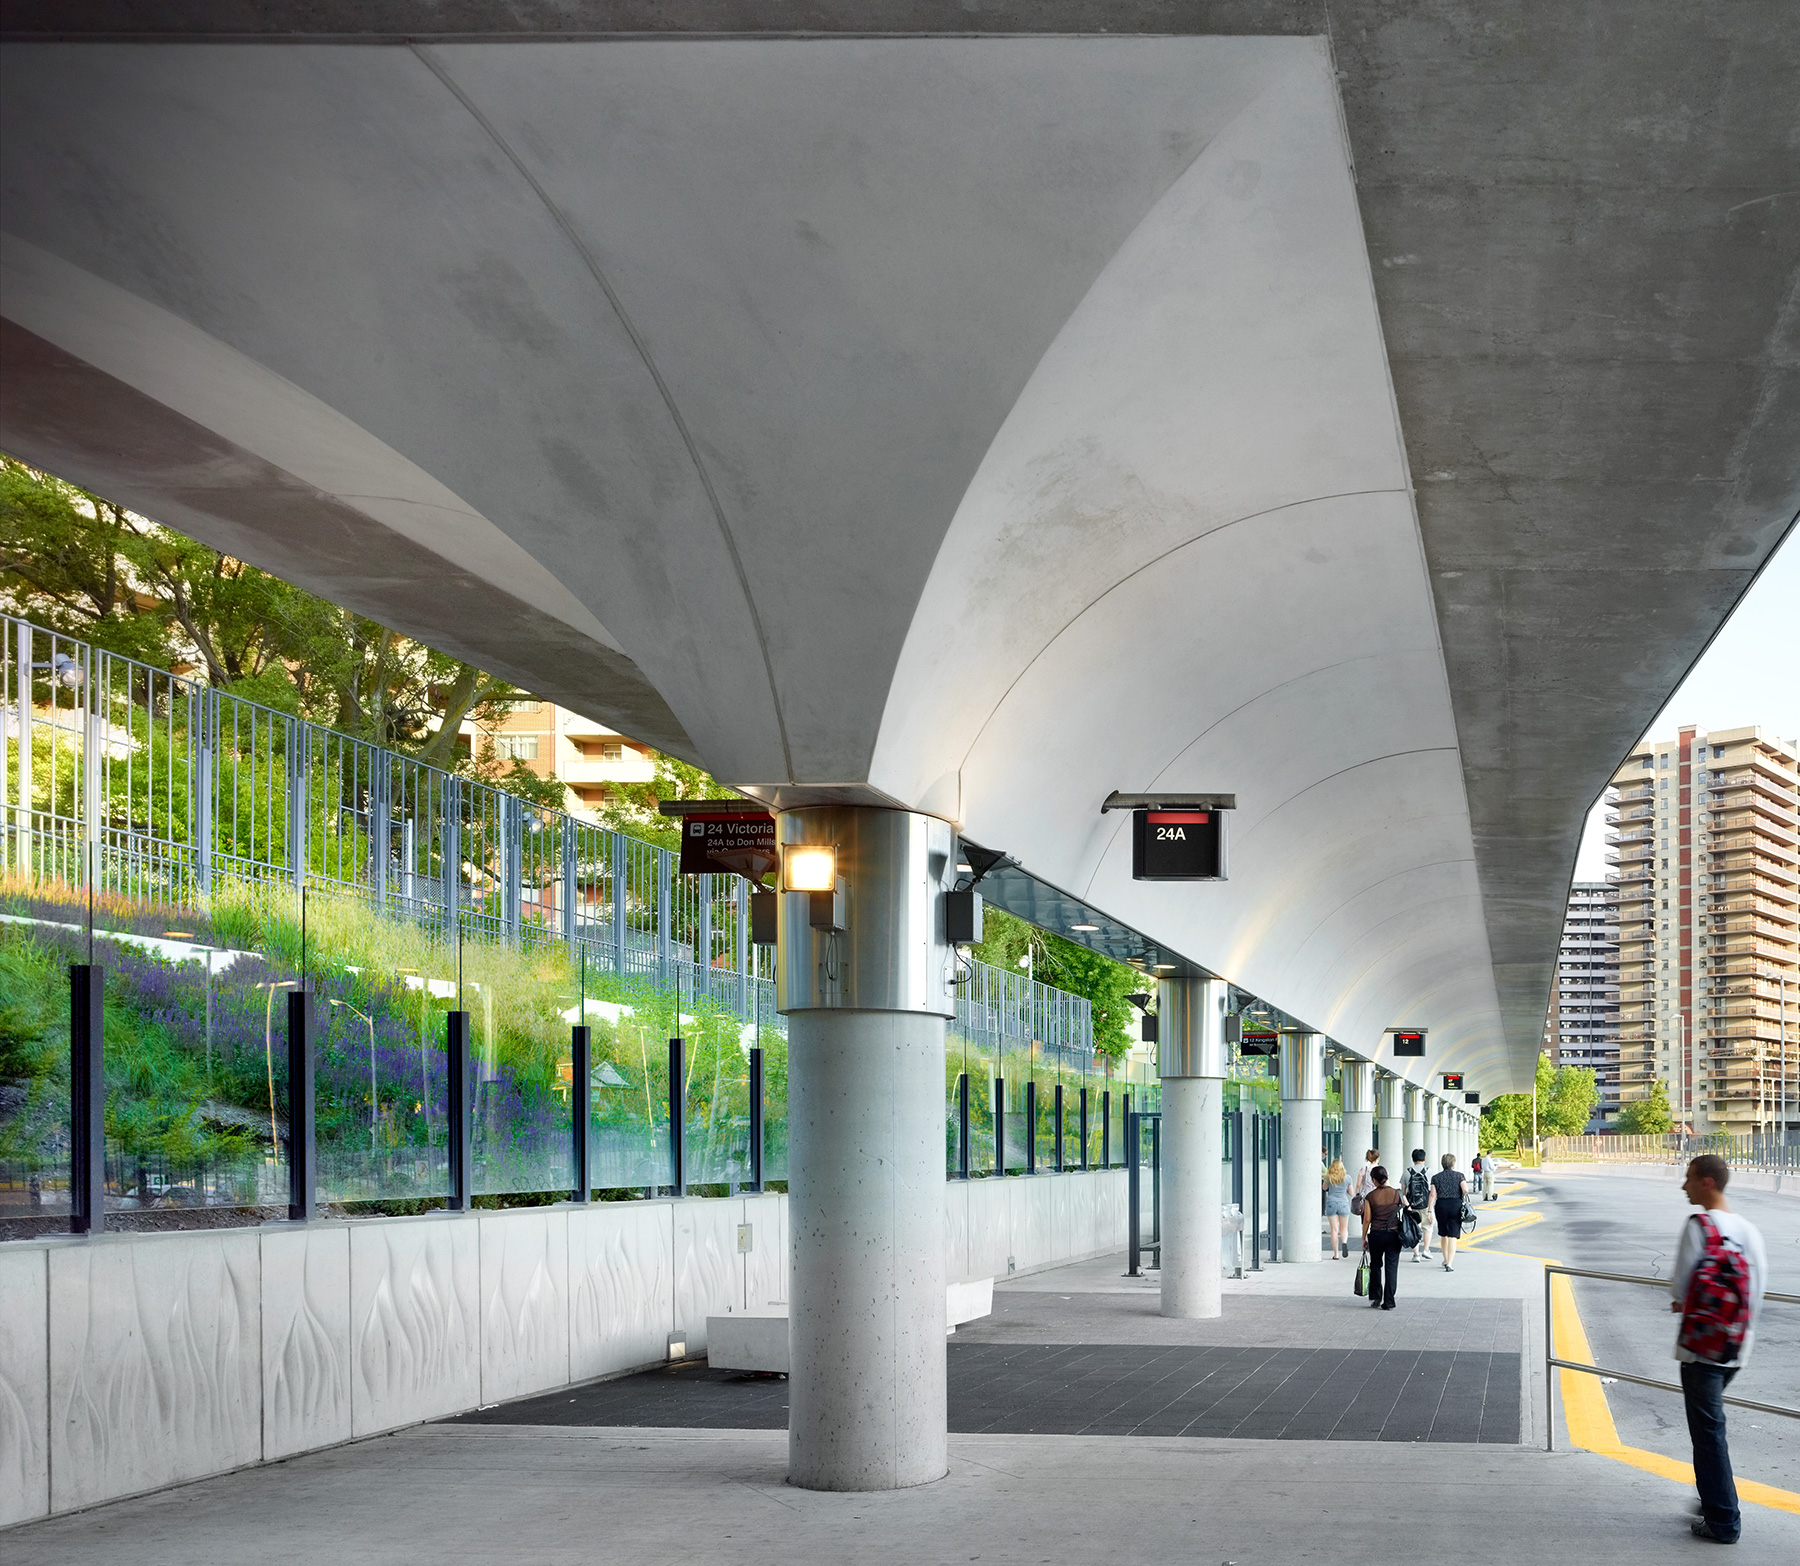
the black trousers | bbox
[1367,1231,1403,1305]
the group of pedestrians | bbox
[1319,1146,1479,1309]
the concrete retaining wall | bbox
[1,1168,1124,1526]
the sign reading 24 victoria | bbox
[678,812,778,880]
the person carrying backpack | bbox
[1671,1154,1767,1545]
[1404,1151,1433,1262]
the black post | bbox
[1101,1089,1111,1168]
[69,965,105,1235]
[668,1036,686,1197]
[1079,1087,1089,1171]
[1024,1080,1037,1175]
[446,1011,472,1211]
[994,1075,1006,1174]
[747,1046,765,1192]
[956,1071,970,1180]
[1268,1112,1281,1264]
[571,1024,591,1203]
[1150,1114,1162,1254]
[1231,1107,1245,1209]
[1125,1110,1141,1276]
[1053,1084,1065,1173]
[1249,1111,1261,1271]
[287,988,315,1222]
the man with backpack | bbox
[1671,1154,1767,1545]
[1404,1150,1433,1262]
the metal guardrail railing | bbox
[1544,1262,1800,1452]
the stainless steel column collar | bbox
[1341,1059,1375,1113]
[1375,1070,1401,1118]
[1158,974,1229,1078]
[1278,1030,1326,1100]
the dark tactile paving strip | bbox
[448,1342,1520,1444]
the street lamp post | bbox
[330,999,379,1148]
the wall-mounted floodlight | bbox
[782,843,837,892]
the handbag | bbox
[1351,1191,1366,1216]
[1460,1200,1477,1232]
[1399,1206,1422,1249]
[1354,1248,1370,1297]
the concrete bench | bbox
[707,1278,995,1372]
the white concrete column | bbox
[1376,1072,1404,1174]
[1403,1084,1424,1170]
[1158,975,1228,1318]
[1423,1094,1442,1172]
[1341,1060,1375,1172]
[1279,1031,1326,1263]
[779,806,955,1492]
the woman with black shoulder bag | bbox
[1360,1166,1406,1310]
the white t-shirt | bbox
[1670,1207,1767,1367]
[1354,1160,1378,1197]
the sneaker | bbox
[1689,1517,1737,1544]
[1443,1262,1451,1272]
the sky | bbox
[1572,528,1800,880]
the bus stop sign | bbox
[1132,809,1225,880]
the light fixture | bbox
[1154,963,1177,970]
[782,843,837,892]
[956,862,972,873]
[1070,922,1099,932]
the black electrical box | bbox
[750,890,777,946]
[1140,1013,1159,1043]
[1131,808,1225,880]
[945,889,983,946]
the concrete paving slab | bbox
[8,1422,1796,1565]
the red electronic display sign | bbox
[1392,1032,1426,1057]
[1132,809,1225,880]
[1442,1072,1464,1091]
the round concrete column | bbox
[1403,1084,1425,1170]
[1340,1060,1375,1171]
[1423,1095,1443,1172]
[1158,975,1229,1318]
[1376,1072,1404,1173]
[778,805,955,1492]
[1279,1031,1325,1263]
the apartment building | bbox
[462,699,656,821]
[1545,881,1620,1127]
[1610,725,1800,1134]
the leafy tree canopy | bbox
[2,455,555,779]
[595,752,747,852]
[1615,1078,1672,1135]
[1479,1052,1600,1149]
[971,905,1141,1064]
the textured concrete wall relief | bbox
[0,1246,50,1526]
[673,1200,741,1354]
[261,1225,352,1461]
[349,1218,480,1437]
[47,1232,261,1511]
[568,1203,674,1382]
[478,1209,570,1405]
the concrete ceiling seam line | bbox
[0,231,628,660]
[407,42,797,784]
[1075,641,1459,901]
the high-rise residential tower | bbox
[1545,881,1620,1127]
[1610,725,1800,1134]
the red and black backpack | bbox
[1678,1213,1753,1363]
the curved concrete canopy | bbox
[2,17,1795,1097]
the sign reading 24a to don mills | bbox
[678,812,778,880]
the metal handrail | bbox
[1544,1262,1800,1451]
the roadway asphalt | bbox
[1505,1168,1799,1485]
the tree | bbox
[1537,1053,1600,1137]
[2,454,555,780]
[971,905,1140,1064]
[1615,1079,1673,1135]
[1479,1094,1530,1153]
[596,751,745,852]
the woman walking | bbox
[1323,1158,1353,1258]
[1432,1153,1469,1271]
[1360,1166,1406,1309]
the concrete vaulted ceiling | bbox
[2,4,1796,1097]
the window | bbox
[496,699,541,713]
[600,742,625,761]
[493,734,539,760]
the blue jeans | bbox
[1681,1360,1740,1540]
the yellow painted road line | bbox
[1549,1263,1800,1514]
[1459,1210,1544,1247]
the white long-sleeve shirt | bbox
[1670,1207,1767,1368]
